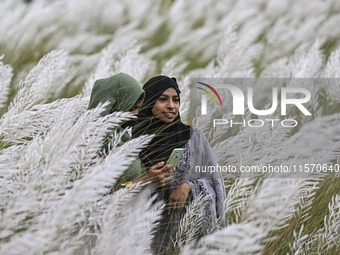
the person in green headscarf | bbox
[87,72,174,191]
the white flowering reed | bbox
[0,55,13,110]
[1,0,340,254]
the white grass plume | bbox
[244,179,310,231]
[0,50,68,145]
[180,222,267,255]
[324,47,340,78]
[94,184,163,255]
[287,225,309,255]
[82,45,115,98]
[291,41,324,78]
[111,41,156,83]
[303,194,340,254]
[174,193,209,252]
[0,105,152,254]
[0,55,13,110]
[0,96,86,147]
[0,103,133,243]
[0,152,131,254]
[225,178,258,224]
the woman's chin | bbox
[162,118,175,123]
[159,116,175,123]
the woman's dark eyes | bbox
[159,98,180,102]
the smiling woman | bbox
[151,87,180,123]
[134,75,227,255]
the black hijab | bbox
[133,75,191,168]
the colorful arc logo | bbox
[196,82,223,107]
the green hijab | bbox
[88,72,144,115]
[87,73,145,190]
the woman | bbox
[134,75,227,255]
[87,73,173,190]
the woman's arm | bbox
[133,161,174,187]
[167,182,191,214]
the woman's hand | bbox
[143,161,174,187]
[168,182,191,214]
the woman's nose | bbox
[167,100,175,108]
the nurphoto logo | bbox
[196,82,223,113]
[194,79,313,128]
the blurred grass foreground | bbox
[1,0,340,254]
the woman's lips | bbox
[163,112,175,118]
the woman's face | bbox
[129,99,144,115]
[152,87,180,123]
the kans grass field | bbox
[1,0,340,254]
